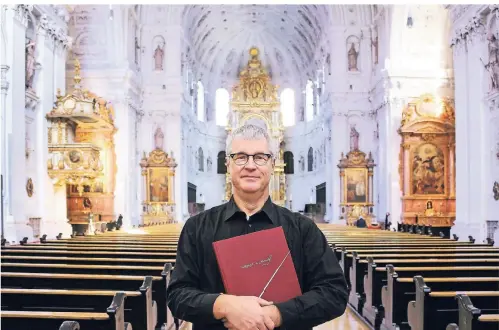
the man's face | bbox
[227,137,274,195]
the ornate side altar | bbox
[399,93,456,227]
[225,47,286,206]
[140,133,177,225]
[46,59,116,234]
[338,136,376,225]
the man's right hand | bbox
[213,294,275,330]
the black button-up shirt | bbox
[166,197,348,330]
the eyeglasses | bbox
[229,153,272,166]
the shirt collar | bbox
[223,195,277,224]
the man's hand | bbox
[214,294,275,330]
[262,305,282,327]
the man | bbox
[355,216,367,228]
[166,124,348,330]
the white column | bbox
[113,98,131,228]
[324,126,333,222]
[330,114,348,222]
[452,33,488,242]
[3,6,32,243]
[386,96,404,230]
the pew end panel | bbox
[140,276,157,330]
[407,276,432,330]
[456,294,499,330]
[363,257,384,328]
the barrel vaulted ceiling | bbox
[182,5,375,87]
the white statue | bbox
[153,44,164,71]
[350,125,360,151]
[25,39,37,89]
[348,43,359,71]
[154,127,164,150]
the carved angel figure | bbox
[154,127,164,150]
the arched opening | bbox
[198,147,204,171]
[283,151,294,174]
[308,147,313,172]
[197,81,205,122]
[215,88,230,126]
[280,88,295,127]
[305,80,313,122]
[217,151,227,174]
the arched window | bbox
[217,151,227,174]
[280,88,295,127]
[198,147,204,171]
[305,80,313,122]
[216,88,230,126]
[308,147,313,172]
[283,151,294,174]
[197,81,205,122]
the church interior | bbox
[1,4,499,330]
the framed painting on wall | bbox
[344,168,368,204]
[147,168,169,203]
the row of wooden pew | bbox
[1,225,183,330]
[317,224,499,330]
[2,222,497,330]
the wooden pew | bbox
[1,265,172,330]
[379,266,499,330]
[406,276,499,330]
[1,255,172,266]
[0,292,131,330]
[1,283,156,330]
[14,244,178,251]
[1,248,176,260]
[447,294,499,330]
[349,255,499,314]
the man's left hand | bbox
[262,305,282,327]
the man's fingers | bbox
[264,315,275,330]
[257,297,273,306]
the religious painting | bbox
[411,143,445,195]
[148,168,169,202]
[344,168,368,204]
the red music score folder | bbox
[212,226,302,303]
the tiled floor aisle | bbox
[314,307,369,330]
[181,307,369,330]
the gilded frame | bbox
[343,167,369,205]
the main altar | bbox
[225,47,286,206]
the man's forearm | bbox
[167,287,221,324]
[274,285,347,328]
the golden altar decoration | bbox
[140,148,177,225]
[398,93,456,227]
[46,58,117,231]
[338,149,376,225]
[225,47,286,206]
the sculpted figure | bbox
[348,43,358,71]
[154,127,164,150]
[25,40,36,89]
[350,125,360,151]
[154,44,164,70]
[487,32,499,91]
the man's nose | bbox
[245,156,258,168]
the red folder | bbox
[212,226,302,303]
